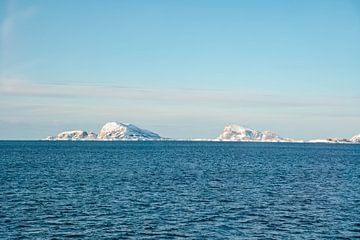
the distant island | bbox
[45,122,162,141]
[217,125,360,144]
[45,121,360,144]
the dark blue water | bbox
[1,141,360,239]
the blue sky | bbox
[0,0,359,139]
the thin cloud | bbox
[1,78,359,109]
[1,79,359,139]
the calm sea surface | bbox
[1,141,360,239]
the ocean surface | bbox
[1,141,360,239]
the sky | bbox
[0,0,359,139]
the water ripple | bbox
[0,141,360,239]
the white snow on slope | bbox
[97,122,162,140]
[42,122,360,143]
[217,124,291,142]
[46,130,97,140]
[350,134,360,143]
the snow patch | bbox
[97,122,162,140]
[350,134,360,143]
[218,124,291,142]
[47,130,97,141]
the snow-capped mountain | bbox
[43,122,359,143]
[350,134,360,143]
[44,122,162,141]
[46,130,97,140]
[97,122,162,140]
[217,124,291,142]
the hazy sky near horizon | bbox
[0,0,359,139]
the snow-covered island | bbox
[217,124,360,144]
[45,122,359,143]
[45,131,97,140]
[45,122,163,141]
[216,124,360,144]
[97,122,162,140]
[217,124,294,142]
[350,134,360,143]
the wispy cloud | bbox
[1,78,359,109]
[1,78,359,139]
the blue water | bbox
[1,141,360,239]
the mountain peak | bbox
[98,122,162,140]
[218,124,287,142]
[350,134,360,143]
[48,130,97,140]
[45,122,162,141]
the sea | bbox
[1,141,359,239]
